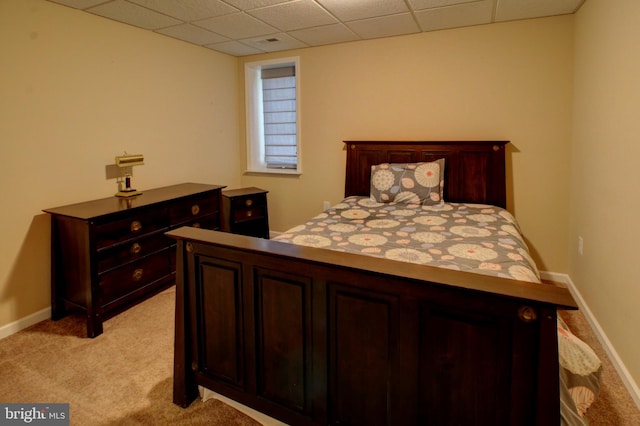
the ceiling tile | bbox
[289,23,360,46]
[414,0,494,32]
[87,0,182,30]
[495,0,583,22]
[48,0,108,8]
[46,0,586,57]
[195,12,277,39]
[409,0,482,11]
[348,13,421,40]
[248,0,338,32]
[241,33,308,52]
[222,0,290,10]
[129,0,238,22]
[156,24,229,45]
[205,40,264,56]
[317,0,409,22]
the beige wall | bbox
[240,16,574,273]
[572,0,640,393]
[0,0,240,329]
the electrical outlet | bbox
[323,201,330,210]
[578,236,584,255]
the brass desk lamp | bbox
[115,153,144,197]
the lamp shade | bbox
[115,154,144,167]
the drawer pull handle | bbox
[132,268,144,281]
[130,221,142,232]
[192,222,201,228]
[245,199,253,207]
[247,211,253,217]
[191,204,200,215]
[130,243,142,254]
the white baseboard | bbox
[540,270,640,410]
[0,307,51,341]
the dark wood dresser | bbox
[43,183,225,337]
[221,187,269,239]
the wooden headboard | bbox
[344,140,509,208]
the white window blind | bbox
[262,66,297,169]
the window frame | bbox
[245,56,301,175]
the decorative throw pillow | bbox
[370,159,445,205]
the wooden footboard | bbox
[169,227,576,426]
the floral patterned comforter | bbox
[274,196,540,282]
[273,196,602,425]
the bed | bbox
[168,141,600,425]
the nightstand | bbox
[221,187,269,239]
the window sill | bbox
[244,168,302,176]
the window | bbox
[245,57,301,174]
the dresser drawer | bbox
[187,212,221,230]
[233,206,266,223]
[231,194,266,209]
[169,194,219,227]
[99,249,171,306]
[95,208,168,250]
[97,231,170,273]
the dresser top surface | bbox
[43,183,225,220]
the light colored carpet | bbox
[0,288,260,425]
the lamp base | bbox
[115,189,142,197]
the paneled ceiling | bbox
[48,0,585,56]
